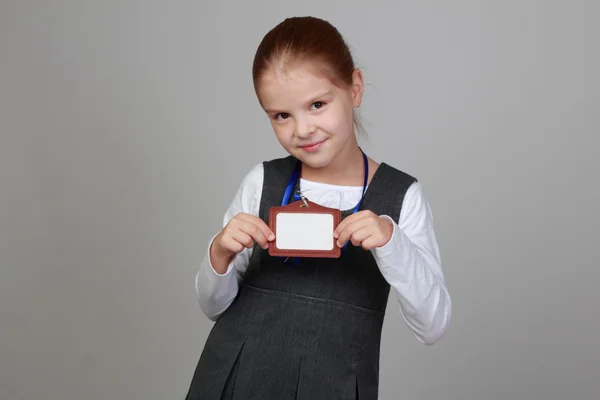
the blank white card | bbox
[275,213,334,250]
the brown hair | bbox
[252,16,365,135]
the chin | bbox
[293,151,334,169]
[301,159,330,169]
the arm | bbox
[194,163,264,321]
[372,182,451,345]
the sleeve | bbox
[194,163,264,321]
[371,182,452,345]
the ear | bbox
[350,69,364,107]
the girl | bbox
[186,16,451,400]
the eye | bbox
[274,112,290,121]
[311,101,325,110]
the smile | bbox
[299,140,326,153]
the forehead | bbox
[257,63,339,109]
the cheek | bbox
[271,123,294,144]
[321,106,353,137]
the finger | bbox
[334,210,375,238]
[360,235,384,250]
[221,233,249,253]
[336,218,370,248]
[334,211,367,239]
[229,229,255,249]
[334,215,352,239]
[349,226,374,247]
[237,214,275,241]
[238,220,270,249]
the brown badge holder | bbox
[268,198,341,258]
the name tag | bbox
[268,200,341,258]
[276,212,334,250]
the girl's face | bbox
[257,62,363,170]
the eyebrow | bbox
[306,90,332,102]
[264,90,333,114]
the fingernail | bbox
[337,241,342,247]
[333,232,339,238]
[268,234,275,240]
[263,243,269,249]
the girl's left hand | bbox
[333,210,394,250]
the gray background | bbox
[1,1,598,399]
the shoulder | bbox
[371,161,419,204]
[260,155,298,186]
[222,162,265,219]
[377,162,418,185]
[239,155,297,187]
[375,162,428,219]
[238,162,264,194]
[403,180,427,209]
[235,154,297,197]
[377,162,424,205]
[262,155,297,173]
[236,153,298,189]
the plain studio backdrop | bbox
[1,1,598,399]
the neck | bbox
[301,143,364,186]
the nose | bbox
[294,115,315,139]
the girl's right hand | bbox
[209,213,275,274]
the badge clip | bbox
[296,190,309,208]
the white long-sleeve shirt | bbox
[195,162,451,345]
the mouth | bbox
[299,139,326,153]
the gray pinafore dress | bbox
[186,155,416,399]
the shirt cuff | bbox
[205,234,236,276]
[374,215,397,254]
[196,234,237,299]
[370,215,412,283]
[195,235,240,320]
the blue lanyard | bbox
[281,149,369,254]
